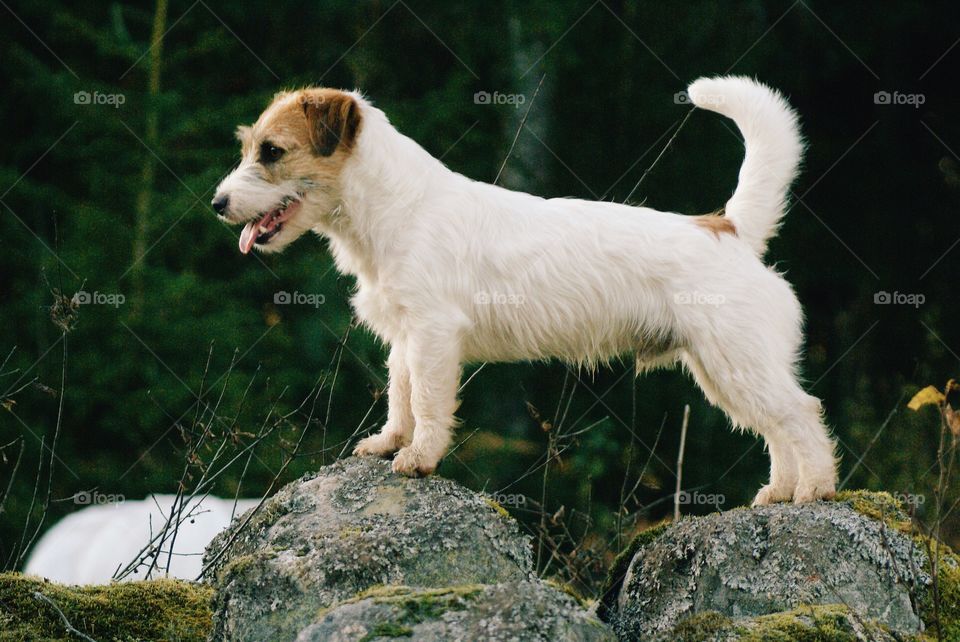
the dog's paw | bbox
[751,484,794,507]
[353,432,404,458]
[391,447,438,477]
[793,482,836,504]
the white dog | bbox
[212,76,838,505]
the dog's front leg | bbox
[392,329,461,477]
[354,341,415,458]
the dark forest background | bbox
[1,0,958,593]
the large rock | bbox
[297,582,617,641]
[204,457,534,641]
[601,496,932,640]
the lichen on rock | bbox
[203,456,535,641]
[839,490,960,640]
[297,582,617,641]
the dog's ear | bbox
[301,91,361,157]
[234,124,254,156]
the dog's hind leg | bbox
[776,391,836,504]
[392,324,463,477]
[354,341,415,458]
[682,348,837,505]
[681,352,794,502]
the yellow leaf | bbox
[908,385,945,411]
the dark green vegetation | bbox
[1,0,958,597]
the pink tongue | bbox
[239,221,258,254]
[238,210,277,255]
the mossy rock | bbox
[601,492,931,640]
[838,490,960,641]
[297,582,617,641]
[659,604,900,641]
[0,572,212,641]
[204,456,533,641]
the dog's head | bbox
[212,88,362,254]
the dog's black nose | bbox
[212,195,229,215]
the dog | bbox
[212,76,838,505]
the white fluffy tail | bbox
[687,76,804,256]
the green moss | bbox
[836,490,913,532]
[0,572,212,642]
[319,584,483,622]
[359,622,414,640]
[544,578,588,606]
[737,604,894,642]
[914,536,960,642]
[484,498,511,519]
[219,552,258,579]
[597,521,670,619]
[665,604,905,642]
[667,610,735,641]
[318,585,484,640]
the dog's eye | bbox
[260,142,285,164]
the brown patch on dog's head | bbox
[300,89,362,156]
[694,209,737,237]
[246,88,363,168]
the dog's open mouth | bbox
[238,196,302,254]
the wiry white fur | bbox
[217,76,838,504]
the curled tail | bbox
[687,76,804,256]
